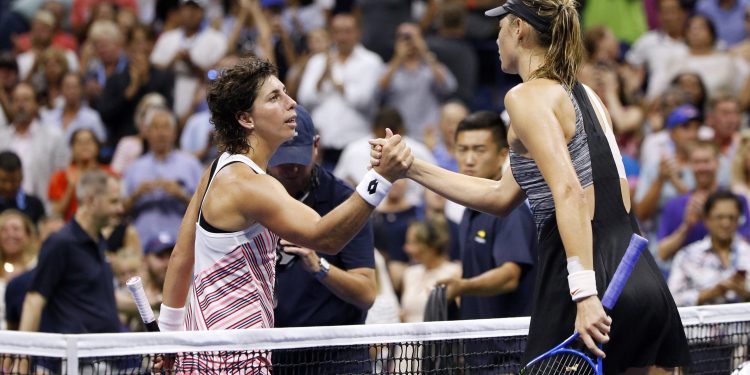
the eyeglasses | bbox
[708,213,740,222]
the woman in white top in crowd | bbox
[400,217,460,323]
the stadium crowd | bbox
[0,0,748,339]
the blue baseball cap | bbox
[666,104,702,130]
[261,0,284,7]
[269,106,315,168]
[144,227,178,255]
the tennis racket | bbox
[519,233,648,375]
[126,276,160,332]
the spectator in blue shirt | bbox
[122,106,203,243]
[437,111,537,373]
[440,111,537,320]
[267,105,375,374]
[696,0,750,47]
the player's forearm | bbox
[553,185,594,270]
[163,169,209,308]
[320,268,376,310]
[162,240,194,308]
[407,159,516,217]
[461,263,522,297]
[162,199,198,309]
[306,196,375,255]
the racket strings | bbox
[525,353,595,375]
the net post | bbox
[65,335,78,374]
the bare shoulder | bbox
[212,163,286,200]
[505,80,577,148]
[505,79,568,110]
[202,162,289,224]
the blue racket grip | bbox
[600,234,648,310]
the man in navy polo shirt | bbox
[267,105,376,374]
[19,170,122,335]
[439,111,537,372]
[0,151,45,223]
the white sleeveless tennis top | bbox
[184,152,278,331]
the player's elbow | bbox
[552,182,586,207]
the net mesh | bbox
[0,303,747,374]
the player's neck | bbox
[244,138,274,171]
[517,49,545,82]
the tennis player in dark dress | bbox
[370,0,691,372]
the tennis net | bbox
[0,303,747,374]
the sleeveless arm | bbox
[507,83,612,357]
[233,174,377,255]
[162,167,211,309]
[505,85,594,268]
[406,159,526,218]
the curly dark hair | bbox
[207,57,278,155]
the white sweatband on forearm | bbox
[356,169,392,207]
[567,256,597,301]
[158,304,185,332]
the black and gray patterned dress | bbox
[511,82,691,373]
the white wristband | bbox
[158,304,185,332]
[356,169,392,207]
[568,270,597,302]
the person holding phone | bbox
[669,191,750,306]
[378,22,457,141]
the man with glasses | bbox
[668,190,750,307]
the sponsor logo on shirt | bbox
[474,230,487,244]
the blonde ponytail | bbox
[524,0,584,88]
